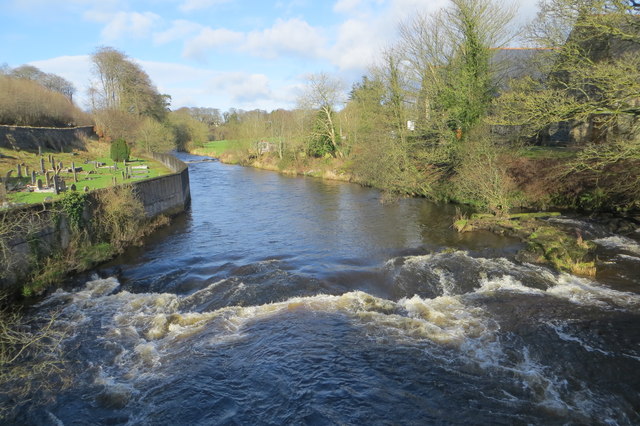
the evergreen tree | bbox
[110,138,130,162]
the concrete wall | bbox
[135,152,191,217]
[0,125,94,152]
[0,152,190,290]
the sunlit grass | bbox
[1,146,171,206]
[192,139,244,157]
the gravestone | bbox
[38,145,42,156]
[24,165,29,177]
[83,186,89,192]
[53,176,67,194]
[31,170,36,185]
[72,162,78,183]
[37,179,43,190]
[45,172,51,188]
[70,184,76,191]
[17,164,22,178]
[40,157,46,173]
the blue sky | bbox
[1,0,538,112]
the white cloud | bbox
[181,18,325,61]
[27,55,93,108]
[154,20,203,45]
[389,0,448,16]
[210,72,272,103]
[85,10,161,41]
[329,18,386,71]
[326,0,451,71]
[179,0,232,13]
[22,54,297,112]
[333,0,364,13]
[244,18,326,59]
[183,27,245,60]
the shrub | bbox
[109,138,130,162]
[452,133,521,216]
[59,191,86,232]
[0,293,71,419]
[93,185,145,250]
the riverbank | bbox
[5,155,640,425]
[0,152,191,298]
[190,147,357,184]
[189,148,639,278]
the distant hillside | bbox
[0,75,92,127]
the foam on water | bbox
[618,254,640,262]
[547,274,640,311]
[32,250,639,425]
[546,322,612,356]
[391,250,640,311]
[594,235,640,255]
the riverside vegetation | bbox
[187,0,639,276]
[1,0,639,416]
[0,44,207,295]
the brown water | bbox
[7,153,640,425]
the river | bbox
[8,153,640,425]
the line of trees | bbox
[0,66,91,127]
[207,0,639,213]
[88,47,209,153]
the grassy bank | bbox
[187,141,640,278]
[1,142,172,206]
[454,212,597,276]
[9,186,172,298]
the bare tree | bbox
[398,0,516,138]
[90,47,167,119]
[8,65,76,100]
[299,72,345,157]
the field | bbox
[190,139,246,157]
[1,143,172,205]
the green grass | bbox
[194,139,244,157]
[2,148,172,205]
[193,138,280,157]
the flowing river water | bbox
[9,153,640,425]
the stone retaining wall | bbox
[0,125,95,152]
[135,152,191,217]
[0,152,190,290]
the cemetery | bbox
[0,146,171,207]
